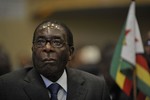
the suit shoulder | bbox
[67,68,105,82]
[0,67,33,81]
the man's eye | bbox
[36,39,46,44]
[53,40,61,44]
[52,40,62,46]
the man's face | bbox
[32,24,73,81]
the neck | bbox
[46,70,64,82]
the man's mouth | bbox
[43,58,56,63]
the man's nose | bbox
[44,42,54,52]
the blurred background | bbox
[0,0,150,70]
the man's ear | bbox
[68,46,74,61]
[31,46,34,52]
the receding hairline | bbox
[33,19,74,46]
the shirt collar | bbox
[40,70,67,92]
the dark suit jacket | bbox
[0,67,110,100]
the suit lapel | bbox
[66,68,88,100]
[23,68,50,100]
[22,67,88,100]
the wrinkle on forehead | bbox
[33,21,68,42]
[34,23,67,41]
[36,26,66,37]
[37,22,65,32]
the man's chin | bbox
[37,66,57,75]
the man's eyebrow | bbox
[36,36,62,40]
[51,36,62,39]
[36,36,45,39]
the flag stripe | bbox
[116,66,132,96]
[116,66,125,88]
[137,91,150,100]
[123,78,132,96]
[136,63,150,86]
[137,77,150,97]
[136,54,150,71]
[145,96,150,100]
[137,91,146,100]
[110,30,125,79]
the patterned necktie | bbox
[48,83,60,100]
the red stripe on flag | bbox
[136,54,150,72]
[137,91,146,100]
[123,77,132,96]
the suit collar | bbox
[66,68,88,100]
[22,67,88,100]
[41,69,67,92]
[23,68,50,100]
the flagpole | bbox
[131,0,137,99]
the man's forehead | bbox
[37,22,64,31]
[34,22,67,39]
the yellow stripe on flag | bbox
[136,63,150,86]
[116,66,126,88]
[145,96,150,100]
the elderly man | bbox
[0,19,110,100]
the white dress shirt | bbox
[41,70,67,100]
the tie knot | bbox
[48,83,60,94]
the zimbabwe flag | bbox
[110,1,150,97]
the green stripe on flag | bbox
[120,59,133,79]
[110,25,125,79]
[137,77,150,97]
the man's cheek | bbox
[61,52,69,62]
